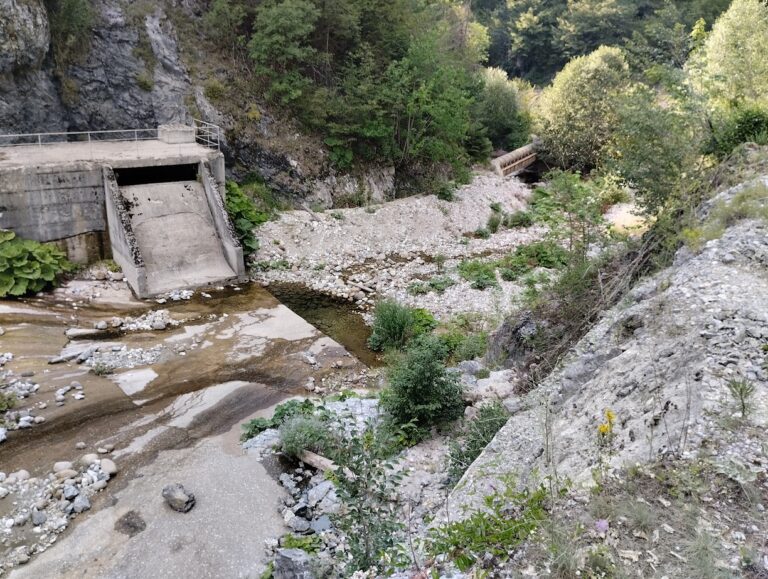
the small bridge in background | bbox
[492,143,537,177]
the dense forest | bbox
[203,0,768,209]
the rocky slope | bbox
[0,0,393,206]
[452,177,768,514]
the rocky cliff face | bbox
[0,0,394,207]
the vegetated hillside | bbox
[447,173,768,577]
[0,0,743,210]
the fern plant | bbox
[0,230,72,297]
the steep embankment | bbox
[447,178,768,574]
[0,0,393,206]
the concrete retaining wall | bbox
[200,161,245,279]
[0,164,105,242]
[103,167,148,296]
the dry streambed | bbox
[253,172,542,321]
[0,279,367,575]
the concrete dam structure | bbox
[0,124,245,298]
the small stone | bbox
[12,469,30,482]
[91,480,107,492]
[72,495,91,513]
[31,511,47,526]
[95,321,108,330]
[103,443,115,452]
[62,485,79,500]
[80,454,99,467]
[53,461,73,473]
[97,447,108,454]
[55,469,78,480]
[75,442,86,450]
[161,483,195,513]
[0,487,8,499]
[100,459,118,476]
[34,416,45,424]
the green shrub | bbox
[0,392,17,413]
[447,402,509,485]
[458,260,499,290]
[487,212,502,233]
[241,398,316,441]
[0,230,72,297]
[331,424,406,573]
[430,480,550,571]
[381,335,464,428]
[439,330,488,363]
[135,72,153,91]
[411,308,437,336]
[710,106,768,157]
[224,182,271,255]
[489,202,502,213]
[279,416,332,457]
[46,0,95,85]
[454,332,488,362]
[204,78,227,101]
[475,368,490,379]
[436,182,456,202]
[473,227,490,239]
[506,211,534,227]
[367,300,435,352]
[498,241,569,281]
[408,276,457,295]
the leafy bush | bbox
[476,68,532,150]
[279,416,332,457]
[430,481,550,571]
[331,424,406,574]
[241,398,316,441]
[407,276,456,296]
[367,300,435,351]
[381,335,464,428]
[439,330,488,364]
[447,402,509,485]
[224,182,271,255]
[0,230,72,297]
[458,260,499,290]
[473,227,490,239]
[498,241,569,282]
[506,211,534,228]
[536,46,630,171]
[709,106,768,158]
[204,79,226,101]
[410,307,437,336]
[0,392,17,413]
[487,212,502,233]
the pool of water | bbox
[266,282,381,367]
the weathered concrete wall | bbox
[103,167,148,296]
[0,164,105,242]
[200,161,245,278]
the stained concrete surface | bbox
[122,181,237,295]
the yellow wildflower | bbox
[605,409,616,424]
[597,422,611,435]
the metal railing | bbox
[0,121,222,150]
[194,119,221,150]
[0,128,159,148]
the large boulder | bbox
[273,548,314,579]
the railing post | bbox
[38,134,41,147]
